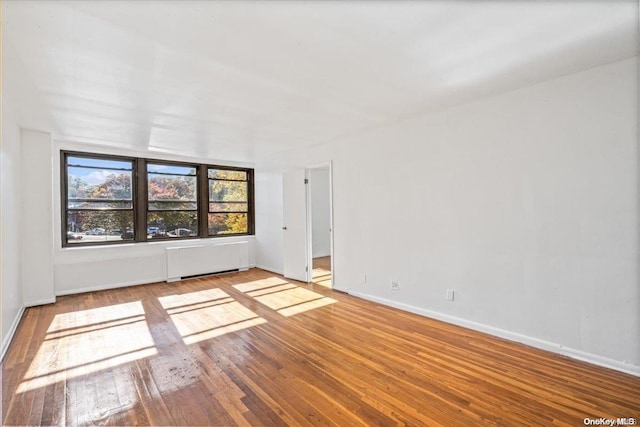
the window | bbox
[62,151,254,247]
[147,163,198,239]
[208,168,250,235]
[64,154,135,245]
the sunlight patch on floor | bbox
[311,269,332,288]
[232,277,289,293]
[278,296,337,317]
[158,288,231,310]
[233,276,338,316]
[253,287,337,316]
[162,289,267,345]
[19,301,156,393]
[246,283,298,297]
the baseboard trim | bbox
[255,265,284,275]
[56,277,166,296]
[560,347,640,377]
[24,297,56,307]
[1,306,25,362]
[348,291,640,377]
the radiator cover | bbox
[166,241,249,282]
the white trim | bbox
[560,347,640,377]
[305,168,312,283]
[24,297,56,308]
[348,290,640,377]
[56,277,165,296]
[255,265,284,275]
[306,161,334,289]
[1,306,25,362]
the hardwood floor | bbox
[312,256,331,288]
[2,268,639,426]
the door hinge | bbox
[304,178,309,184]
[305,266,309,272]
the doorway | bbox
[282,163,333,286]
[309,167,332,288]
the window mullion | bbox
[135,159,147,242]
[61,152,69,247]
[198,164,208,237]
[248,169,255,235]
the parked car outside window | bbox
[85,227,106,235]
[67,231,83,240]
[167,228,196,237]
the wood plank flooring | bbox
[2,268,639,426]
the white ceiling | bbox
[3,1,638,163]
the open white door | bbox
[283,169,309,282]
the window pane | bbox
[147,212,197,239]
[68,156,132,171]
[209,181,247,202]
[208,213,248,235]
[148,174,197,202]
[208,169,247,180]
[68,168,132,202]
[148,164,196,176]
[149,201,197,211]
[68,201,132,209]
[208,202,248,212]
[66,211,134,244]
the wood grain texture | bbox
[2,268,639,426]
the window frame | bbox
[206,166,254,237]
[61,150,254,247]
[144,159,200,242]
[61,151,138,248]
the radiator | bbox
[166,241,249,282]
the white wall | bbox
[255,57,640,374]
[1,90,25,358]
[21,129,55,306]
[310,168,331,258]
[54,235,256,295]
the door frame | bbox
[305,161,334,288]
[282,168,309,282]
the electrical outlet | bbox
[446,289,455,301]
[391,281,399,291]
